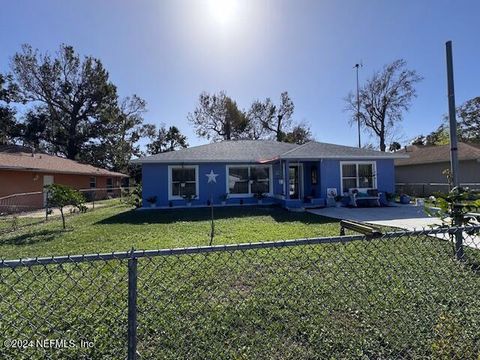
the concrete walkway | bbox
[308,204,441,230]
[308,205,480,249]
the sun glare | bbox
[208,0,238,25]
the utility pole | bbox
[446,40,463,261]
[354,63,362,148]
[446,41,459,188]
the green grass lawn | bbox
[1,202,479,359]
[0,202,339,259]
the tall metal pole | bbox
[446,41,459,188]
[446,40,464,261]
[355,64,361,148]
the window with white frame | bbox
[227,165,271,196]
[341,162,376,193]
[169,166,198,199]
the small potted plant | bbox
[334,195,343,207]
[400,194,411,204]
[182,193,196,207]
[146,195,157,208]
[219,193,229,206]
[254,191,266,204]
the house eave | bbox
[132,154,408,164]
[281,154,409,160]
[0,165,128,177]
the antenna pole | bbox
[355,64,361,148]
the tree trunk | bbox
[66,116,78,159]
[379,124,386,152]
[276,115,282,141]
[60,208,65,229]
[379,137,386,152]
[225,123,231,140]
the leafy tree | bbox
[21,107,49,150]
[426,124,450,145]
[0,73,21,144]
[411,135,426,146]
[10,44,117,159]
[248,92,295,142]
[81,95,153,172]
[389,141,401,152]
[147,125,188,154]
[246,97,275,140]
[45,184,86,229]
[457,96,480,143]
[188,91,249,141]
[283,123,312,144]
[345,59,423,151]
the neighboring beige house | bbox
[394,142,480,196]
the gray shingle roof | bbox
[281,141,407,160]
[133,140,407,164]
[395,142,480,166]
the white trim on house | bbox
[168,165,199,201]
[225,164,273,198]
[340,161,377,194]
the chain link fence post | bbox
[128,248,138,360]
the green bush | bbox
[45,184,86,229]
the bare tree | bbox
[345,59,422,151]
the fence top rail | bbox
[1,225,477,269]
[396,182,480,186]
[0,186,136,201]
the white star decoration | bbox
[206,170,219,183]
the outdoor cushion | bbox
[367,189,379,197]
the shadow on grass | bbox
[97,205,339,226]
[0,229,68,246]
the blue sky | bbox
[1,0,479,148]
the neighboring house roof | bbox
[0,145,128,177]
[395,142,480,166]
[132,140,407,164]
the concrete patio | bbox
[308,204,480,249]
[308,204,441,230]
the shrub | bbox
[124,185,142,208]
[45,184,86,229]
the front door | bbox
[43,175,54,206]
[289,165,300,199]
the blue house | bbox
[133,140,406,210]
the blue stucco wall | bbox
[376,159,395,194]
[142,162,280,207]
[141,158,396,208]
[319,158,395,197]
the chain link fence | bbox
[1,226,480,359]
[396,182,480,197]
[0,187,135,234]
